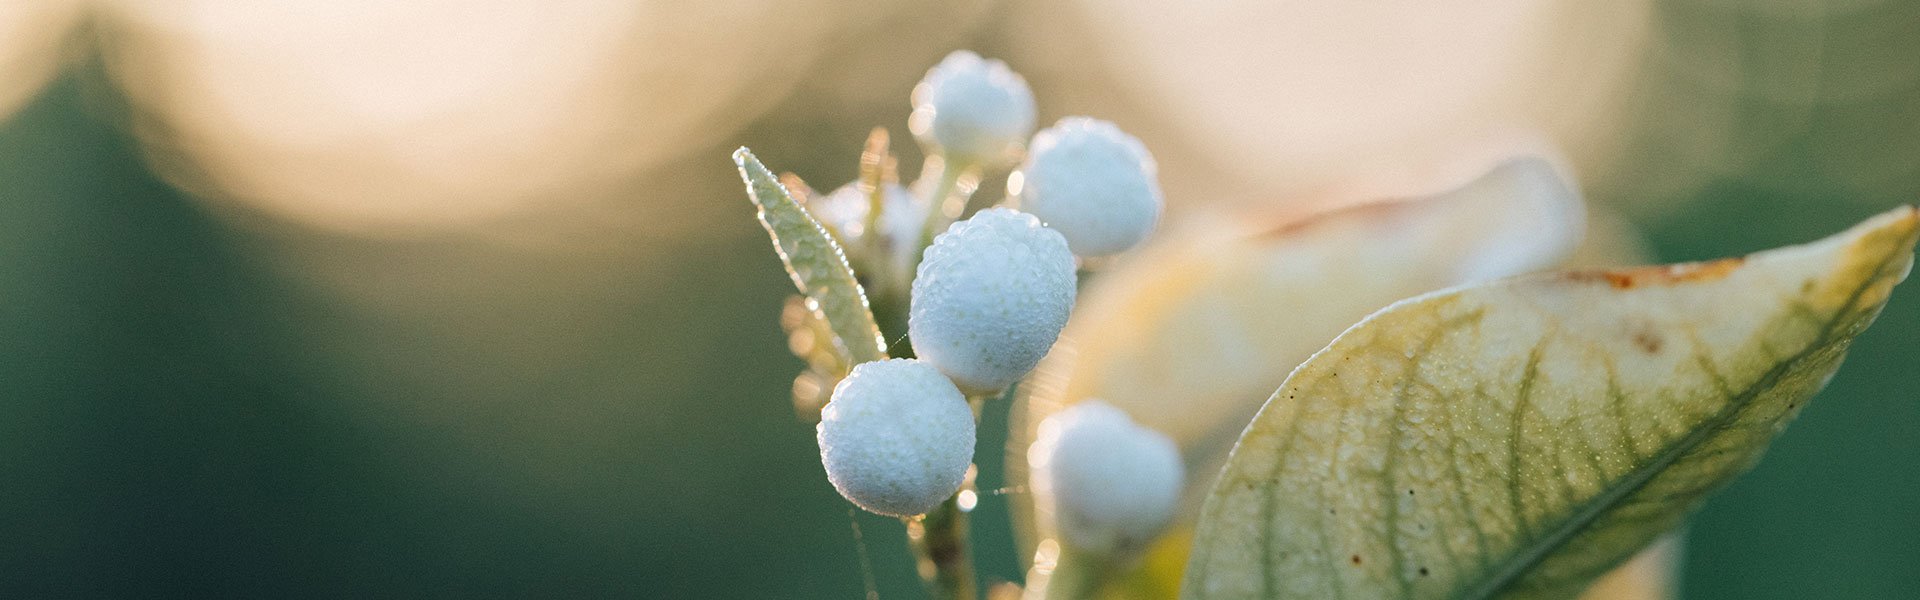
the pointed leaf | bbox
[735,148,887,365]
[1023,156,1585,461]
[1009,157,1591,569]
[1184,207,1919,599]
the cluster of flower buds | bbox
[819,206,1077,517]
[773,51,1179,537]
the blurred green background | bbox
[1,1,1917,598]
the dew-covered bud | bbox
[1013,117,1163,257]
[1029,401,1183,556]
[910,51,1037,167]
[818,359,976,517]
[909,208,1076,394]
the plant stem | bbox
[915,156,981,256]
[909,493,977,600]
[905,387,1014,600]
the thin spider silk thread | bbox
[849,508,880,600]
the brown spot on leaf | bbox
[1563,270,1641,289]
[1632,328,1664,354]
[1565,257,1746,290]
[1350,555,1363,565]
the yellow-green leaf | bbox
[1183,207,1919,599]
[734,148,887,365]
[1008,157,1598,585]
[1074,527,1675,600]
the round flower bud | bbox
[909,50,1037,166]
[1014,117,1163,257]
[817,359,976,517]
[909,208,1076,394]
[1029,400,1183,556]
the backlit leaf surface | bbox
[734,148,887,365]
[1184,207,1918,599]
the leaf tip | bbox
[1866,204,1920,284]
[733,147,789,211]
[1889,204,1918,241]
[733,147,774,185]
[1858,204,1918,236]
[1838,204,1919,272]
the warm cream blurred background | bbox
[1,1,1916,597]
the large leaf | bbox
[1023,157,1586,456]
[734,148,887,365]
[1183,207,1918,599]
[1010,157,1596,590]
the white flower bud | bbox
[1029,401,1183,556]
[817,359,975,517]
[1014,117,1163,257]
[909,208,1076,394]
[814,180,931,259]
[910,50,1037,166]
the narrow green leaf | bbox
[1184,207,1919,600]
[735,148,888,365]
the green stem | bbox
[915,157,980,257]
[910,494,977,600]
[904,388,1014,600]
